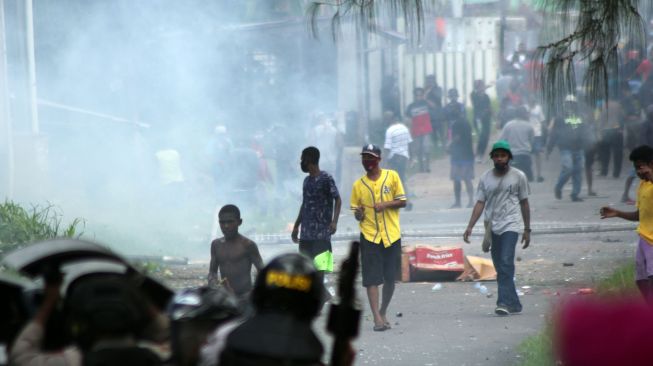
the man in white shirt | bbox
[527,97,546,182]
[500,106,534,182]
[384,111,413,203]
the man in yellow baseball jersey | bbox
[351,144,407,331]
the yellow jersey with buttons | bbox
[350,169,406,247]
[637,180,653,245]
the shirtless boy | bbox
[208,204,264,298]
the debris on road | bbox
[402,245,465,282]
[457,256,496,281]
[576,288,595,295]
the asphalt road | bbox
[166,150,641,365]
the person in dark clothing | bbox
[425,74,445,147]
[638,72,653,109]
[622,83,643,152]
[547,95,591,202]
[381,75,402,120]
[443,88,466,139]
[292,146,342,305]
[621,50,642,85]
[471,80,493,161]
[217,254,326,366]
[623,105,653,203]
[11,273,167,366]
[449,106,475,208]
[598,99,624,178]
[644,105,653,146]
[618,83,644,202]
[498,79,523,129]
[424,75,443,110]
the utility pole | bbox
[25,0,38,134]
[0,0,13,199]
[498,0,507,68]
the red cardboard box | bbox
[402,245,464,282]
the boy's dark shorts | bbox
[299,239,333,272]
[360,234,401,287]
[298,239,332,260]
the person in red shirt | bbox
[406,87,433,172]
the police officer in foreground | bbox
[201,253,324,366]
[169,286,241,366]
[10,273,166,366]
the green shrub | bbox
[0,200,84,255]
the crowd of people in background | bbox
[378,40,653,207]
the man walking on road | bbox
[463,140,531,316]
[600,145,653,302]
[547,95,590,202]
[351,144,407,331]
[292,146,342,302]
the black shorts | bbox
[298,239,332,259]
[360,234,401,287]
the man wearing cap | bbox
[351,144,407,331]
[463,140,531,316]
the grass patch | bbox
[0,200,84,255]
[595,262,636,294]
[518,325,554,366]
[517,262,636,366]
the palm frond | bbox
[308,0,425,40]
[534,0,646,113]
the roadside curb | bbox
[253,223,637,245]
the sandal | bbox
[373,324,389,332]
